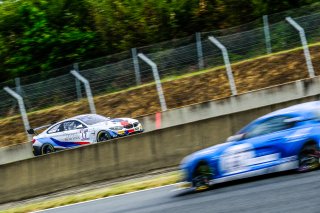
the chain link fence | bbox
[2,6,320,144]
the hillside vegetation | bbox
[1,44,319,147]
[0,0,317,82]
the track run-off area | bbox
[39,169,320,213]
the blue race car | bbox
[179,101,320,191]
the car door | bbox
[219,116,297,176]
[46,122,66,148]
[61,120,86,144]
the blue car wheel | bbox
[192,162,212,191]
[298,142,319,172]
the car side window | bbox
[47,123,64,134]
[63,121,83,131]
[244,116,294,139]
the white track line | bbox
[32,183,178,212]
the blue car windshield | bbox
[78,115,109,125]
[239,115,298,139]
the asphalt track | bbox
[41,170,320,213]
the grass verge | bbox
[2,171,181,213]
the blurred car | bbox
[28,114,127,156]
[110,118,144,134]
[179,101,320,191]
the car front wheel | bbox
[97,131,111,142]
[192,162,212,191]
[298,143,320,172]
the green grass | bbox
[1,171,181,213]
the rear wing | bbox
[27,124,53,135]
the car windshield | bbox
[78,115,109,125]
[242,116,294,139]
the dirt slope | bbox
[1,46,320,147]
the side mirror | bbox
[27,129,35,135]
[226,133,245,142]
[76,124,84,129]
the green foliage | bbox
[0,0,318,82]
[0,0,96,81]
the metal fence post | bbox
[137,53,167,111]
[4,86,31,142]
[208,36,237,96]
[70,70,96,114]
[263,15,272,54]
[15,77,22,95]
[131,48,142,85]
[286,17,315,78]
[196,32,204,70]
[73,63,82,100]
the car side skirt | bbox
[212,160,298,184]
[178,158,298,190]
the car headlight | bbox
[109,126,123,130]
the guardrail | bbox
[1,76,320,203]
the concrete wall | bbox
[1,78,320,203]
[140,77,320,131]
[0,115,232,203]
[0,142,33,165]
[0,85,318,203]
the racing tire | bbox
[41,144,55,155]
[297,142,320,172]
[97,131,112,142]
[192,162,212,191]
[32,145,42,156]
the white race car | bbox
[28,114,133,156]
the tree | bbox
[0,0,96,81]
[0,0,318,82]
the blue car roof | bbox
[260,101,320,120]
[238,101,320,133]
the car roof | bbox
[256,101,320,122]
[57,114,107,123]
[237,101,320,134]
[71,114,100,120]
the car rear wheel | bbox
[41,144,55,155]
[192,162,212,191]
[298,143,319,172]
[97,131,111,142]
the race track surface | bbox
[41,170,320,213]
